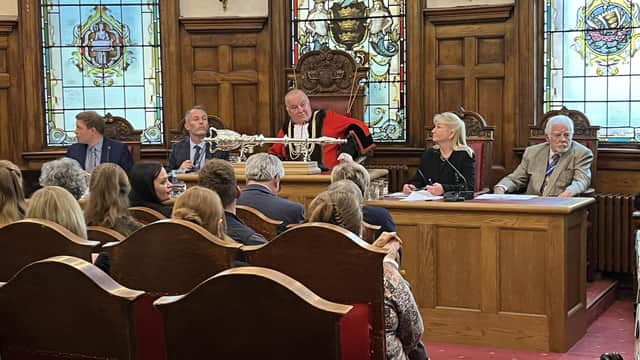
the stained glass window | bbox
[543,0,640,142]
[291,0,407,142]
[41,0,163,145]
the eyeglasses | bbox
[549,132,572,139]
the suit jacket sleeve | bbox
[564,145,593,195]
[118,144,133,172]
[496,146,534,193]
[167,142,182,171]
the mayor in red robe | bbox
[269,89,375,170]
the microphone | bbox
[442,157,474,201]
[416,168,428,187]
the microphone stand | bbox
[442,157,474,202]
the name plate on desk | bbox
[232,161,322,176]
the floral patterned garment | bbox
[383,262,425,360]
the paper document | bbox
[400,190,443,202]
[475,194,538,200]
[387,191,408,198]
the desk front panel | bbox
[371,198,591,352]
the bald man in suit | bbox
[494,115,593,197]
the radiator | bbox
[593,193,635,274]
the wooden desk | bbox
[178,169,388,210]
[367,196,594,352]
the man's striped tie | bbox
[541,153,560,193]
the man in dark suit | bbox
[238,153,305,228]
[199,159,267,246]
[167,105,228,172]
[66,111,133,172]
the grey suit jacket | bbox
[495,141,593,196]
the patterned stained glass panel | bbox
[543,0,640,142]
[291,0,407,142]
[41,0,163,145]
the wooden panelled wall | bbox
[1,0,640,194]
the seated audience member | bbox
[172,185,234,243]
[39,157,88,200]
[494,115,593,197]
[237,153,304,228]
[26,186,87,239]
[128,161,172,217]
[167,105,228,172]
[331,161,396,237]
[403,112,475,195]
[66,111,133,172]
[307,189,426,360]
[199,159,267,245]
[269,89,375,170]
[84,163,142,236]
[0,160,26,227]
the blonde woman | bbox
[307,189,426,360]
[84,163,142,236]
[26,186,87,239]
[0,160,26,227]
[172,186,234,243]
[402,112,475,195]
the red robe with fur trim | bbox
[269,110,375,169]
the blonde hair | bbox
[84,163,131,228]
[26,186,87,239]
[330,162,370,197]
[433,112,474,157]
[307,189,362,235]
[172,186,228,240]
[327,179,364,204]
[0,160,26,227]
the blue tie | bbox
[545,153,560,177]
[541,153,560,193]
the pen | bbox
[427,178,433,186]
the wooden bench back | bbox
[0,256,144,360]
[235,205,284,240]
[154,266,351,360]
[242,222,387,360]
[0,219,99,281]
[104,219,241,294]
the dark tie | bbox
[193,145,202,170]
[541,153,560,193]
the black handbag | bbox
[408,341,429,360]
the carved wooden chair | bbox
[87,225,126,244]
[0,219,99,281]
[235,205,284,241]
[242,223,387,360]
[129,206,167,225]
[169,114,225,143]
[530,106,599,191]
[0,256,144,360]
[287,44,369,121]
[154,266,351,360]
[425,107,495,193]
[103,219,241,294]
[103,113,142,162]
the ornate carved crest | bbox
[294,44,368,95]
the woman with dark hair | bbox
[128,161,172,217]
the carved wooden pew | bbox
[129,206,167,225]
[242,222,388,360]
[0,256,144,359]
[103,219,241,294]
[235,204,284,240]
[0,219,99,281]
[154,266,352,360]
